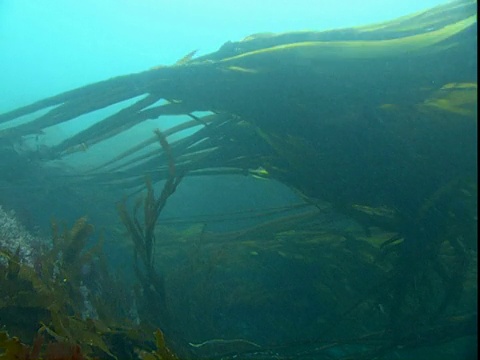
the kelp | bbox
[157,176,472,359]
[1,205,475,359]
[0,217,117,359]
[158,204,476,359]
[0,1,475,224]
[419,82,478,117]
[0,1,477,358]
[116,129,183,334]
[137,329,179,360]
[0,216,183,359]
[196,0,476,60]
[0,0,476,151]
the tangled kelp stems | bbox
[0,1,477,358]
[116,129,183,331]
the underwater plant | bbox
[0,215,115,358]
[0,0,477,358]
[117,129,183,335]
[1,211,184,359]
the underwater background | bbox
[1,0,447,112]
[0,0,452,229]
[0,1,477,359]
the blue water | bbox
[0,1,476,359]
[0,0,450,166]
[1,0,446,113]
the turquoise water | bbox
[1,0,446,112]
[0,1,476,359]
[0,0,449,163]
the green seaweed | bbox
[137,329,179,360]
[1,215,184,360]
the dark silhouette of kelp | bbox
[116,129,183,335]
[0,0,477,358]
